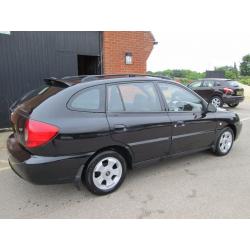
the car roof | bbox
[44,74,173,87]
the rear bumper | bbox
[222,95,245,104]
[7,134,93,185]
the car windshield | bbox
[226,81,240,87]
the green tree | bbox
[215,65,238,79]
[240,54,250,76]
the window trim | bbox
[106,80,165,113]
[156,81,206,113]
[67,84,105,112]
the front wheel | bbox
[210,96,223,108]
[214,127,234,156]
[84,150,127,195]
[228,103,239,108]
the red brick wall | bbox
[102,31,155,74]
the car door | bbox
[188,80,204,97]
[200,80,216,101]
[157,82,217,155]
[106,81,172,163]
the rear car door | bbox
[106,81,172,163]
[157,82,217,155]
[189,80,215,102]
[201,80,216,101]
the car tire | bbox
[214,127,234,156]
[210,96,223,108]
[228,103,239,108]
[84,150,127,195]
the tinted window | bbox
[118,82,161,112]
[158,83,203,112]
[203,80,214,87]
[69,86,102,111]
[12,85,64,113]
[107,85,124,112]
[226,81,240,87]
[190,81,202,88]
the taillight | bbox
[223,87,233,95]
[24,119,59,148]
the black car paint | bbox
[7,77,242,187]
[188,79,245,105]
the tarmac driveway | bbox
[0,101,250,218]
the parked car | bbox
[7,75,242,195]
[188,78,244,108]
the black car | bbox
[7,74,242,195]
[188,78,245,108]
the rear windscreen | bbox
[12,84,65,114]
[226,81,240,87]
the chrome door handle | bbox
[114,124,127,132]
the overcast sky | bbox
[1,0,249,75]
[147,31,250,73]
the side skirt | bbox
[132,146,212,168]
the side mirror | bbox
[206,102,217,113]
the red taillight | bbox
[24,119,59,148]
[223,87,233,95]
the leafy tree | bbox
[214,65,238,79]
[240,54,250,76]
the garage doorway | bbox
[77,55,101,75]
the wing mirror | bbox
[205,102,217,113]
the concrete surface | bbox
[0,101,250,219]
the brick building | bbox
[103,31,155,74]
[0,31,156,127]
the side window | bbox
[203,80,214,88]
[118,82,162,112]
[68,85,103,111]
[107,85,124,112]
[189,81,202,88]
[158,83,203,112]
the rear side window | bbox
[68,85,104,112]
[203,80,214,87]
[117,82,161,112]
[189,81,202,88]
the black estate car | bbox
[7,75,242,195]
[188,78,244,108]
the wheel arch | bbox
[227,124,237,140]
[84,144,134,171]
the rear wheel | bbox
[210,96,223,108]
[228,103,239,108]
[214,127,234,156]
[84,150,127,195]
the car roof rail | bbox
[79,74,172,82]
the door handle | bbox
[114,124,127,132]
[174,121,185,128]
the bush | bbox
[239,76,250,86]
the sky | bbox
[147,30,250,73]
[1,0,249,74]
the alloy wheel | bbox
[219,131,233,154]
[92,157,123,190]
[211,97,221,107]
